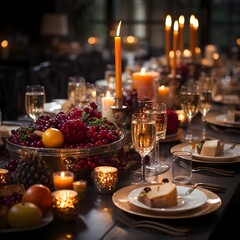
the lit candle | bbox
[172,20,179,77]
[132,68,160,100]
[189,14,195,58]
[114,21,123,99]
[1,40,9,60]
[0,169,9,186]
[92,166,118,194]
[52,190,78,223]
[53,171,74,190]
[193,17,199,58]
[101,90,115,121]
[165,15,172,67]
[178,15,185,54]
[158,85,170,107]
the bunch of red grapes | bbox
[8,102,120,148]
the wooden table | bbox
[1,103,240,240]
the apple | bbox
[7,202,42,229]
[22,184,52,216]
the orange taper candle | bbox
[178,15,185,54]
[114,21,122,99]
[189,14,195,58]
[165,15,172,67]
[172,20,179,77]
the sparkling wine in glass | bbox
[198,78,212,140]
[144,102,168,174]
[25,85,46,122]
[131,112,156,184]
[180,84,199,142]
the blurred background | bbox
[0,0,240,120]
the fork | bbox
[185,182,226,195]
[191,166,236,176]
[115,211,191,236]
[223,143,237,152]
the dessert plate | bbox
[182,143,240,161]
[216,114,240,126]
[0,211,53,233]
[128,186,207,212]
[171,143,240,164]
[112,184,221,219]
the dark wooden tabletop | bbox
[1,102,240,240]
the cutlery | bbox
[185,182,226,195]
[223,143,237,152]
[115,211,191,236]
[179,161,237,176]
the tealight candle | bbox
[73,180,87,201]
[0,169,9,186]
[52,190,78,223]
[53,171,74,190]
[175,110,187,127]
[93,166,118,194]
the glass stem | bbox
[202,114,207,140]
[141,155,146,182]
[155,139,160,163]
[186,117,193,141]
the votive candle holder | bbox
[73,180,87,201]
[53,171,74,190]
[52,190,78,223]
[92,166,118,194]
[0,169,9,186]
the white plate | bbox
[128,185,207,212]
[216,114,240,126]
[0,211,53,233]
[44,102,62,113]
[182,143,240,161]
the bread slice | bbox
[200,140,223,156]
[138,183,178,208]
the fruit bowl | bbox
[5,131,125,174]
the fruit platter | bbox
[4,102,137,183]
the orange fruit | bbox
[42,128,64,148]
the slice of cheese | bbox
[200,140,223,156]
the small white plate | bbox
[44,102,62,113]
[128,186,207,212]
[182,143,240,161]
[216,114,240,126]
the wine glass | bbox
[180,84,200,143]
[144,102,168,174]
[25,85,46,122]
[131,112,156,184]
[198,77,212,140]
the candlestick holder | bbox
[111,98,127,128]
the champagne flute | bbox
[180,84,199,142]
[131,112,156,184]
[198,77,212,140]
[25,85,46,122]
[144,102,168,174]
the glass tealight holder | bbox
[53,171,74,190]
[52,190,78,223]
[0,169,9,186]
[92,166,118,194]
[73,180,87,201]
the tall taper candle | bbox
[189,14,195,58]
[172,20,179,77]
[114,21,123,99]
[178,15,185,55]
[165,15,172,67]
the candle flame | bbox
[165,15,172,28]
[179,15,185,26]
[105,90,112,97]
[190,14,195,25]
[160,85,165,90]
[173,21,179,32]
[1,40,8,48]
[60,172,65,177]
[116,21,122,37]
[140,67,146,73]
[193,18,199,29]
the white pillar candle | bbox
[101,91,115,122]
